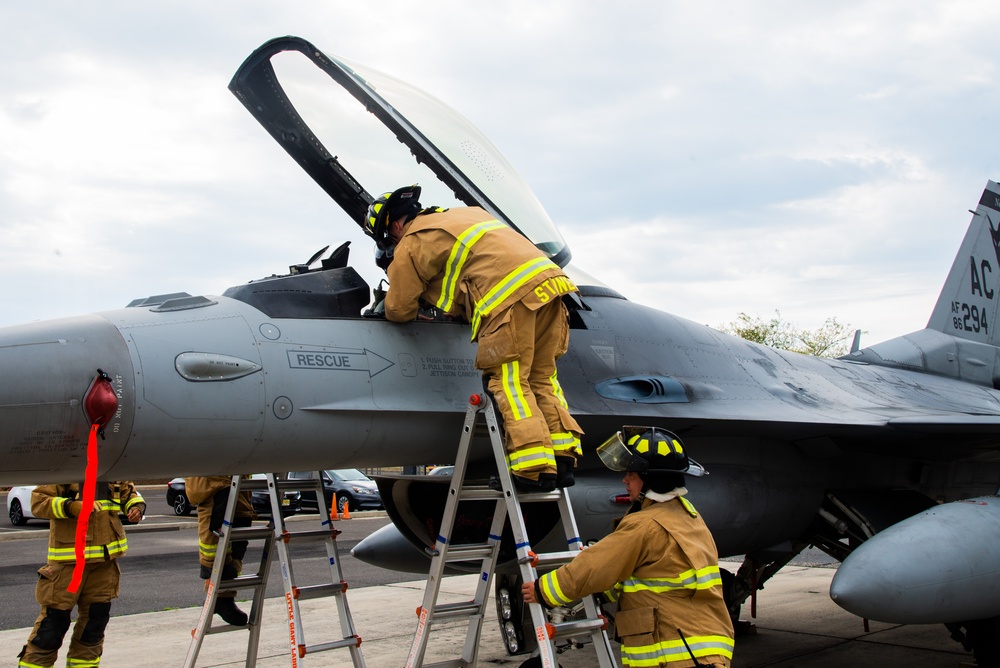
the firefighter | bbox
[366,185,583,491]
[184,476,256,626]
[17,481,146,668]
[522,428,735,667]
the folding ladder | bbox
[405,395,618,668]
[184,473,366,667]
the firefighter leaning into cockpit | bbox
[365,185,582,492]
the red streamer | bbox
[68,424,99,593]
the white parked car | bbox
[7,485,38,525]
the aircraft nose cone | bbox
[0,314,133,483]
[830,496,1000,624]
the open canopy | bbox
[229,36,571,267]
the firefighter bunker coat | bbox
[18,482,145,668]
[385,206,583,480]
[537,494,735,667]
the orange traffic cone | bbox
[341,503,351,520]
[329,500,339,521]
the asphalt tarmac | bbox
[0,491,976,666]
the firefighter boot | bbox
[215,597,248,626]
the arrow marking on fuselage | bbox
[286,348,395,378]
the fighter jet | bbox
[2,35,999,660]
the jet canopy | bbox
[229,36,571,267]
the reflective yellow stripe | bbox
[95,500,120,512]
[508,445,556,472]
[48,537,128,562]
[550,371,568,409]
[680,496,698,517]
[67,658,101,667]
[51,498,70,519]
[125,493,145,511]
[18,661,50,668]
[502,361,531,420]
[551,432,582,456]
[539,571,573,606]
[471,257,559,338]
[622,565,722,593]
[622,634,734,665]
[436,219,506,312]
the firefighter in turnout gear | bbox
[366,185,583,491]
[522,428,735,667]
[184,476,256,626]
[17,481,145,668]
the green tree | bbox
[719,310,860,358]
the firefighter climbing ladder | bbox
[405,395,618,668]
[183,473,366,668]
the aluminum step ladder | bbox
[184,473,366,667]
[404,395,618,668]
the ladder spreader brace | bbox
[404,394,618,668]
[183,473,367,667]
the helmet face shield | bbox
[596,432,636,472]
[597,427,707,477]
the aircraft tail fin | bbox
[926,180,1000,347]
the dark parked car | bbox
[287,469,382,515]
[166,476,301,517]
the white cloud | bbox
[0,0,996,347]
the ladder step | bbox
[304,636,362,654]
[428,600,483,620]
[280,528,340,543]
[227,527,274,541]
[203,622,249,635]
[217,574,265,591]
[457,486,504,501]
[443,544,495,561]
[293,582,347,601]
[530,550,580,568]
[552,617,608,638]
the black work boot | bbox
[555,457,575,488]
[215,597,248,626]
[491,474,555,494]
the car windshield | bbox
[326,468,369,482]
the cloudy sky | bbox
[2,1,999,345]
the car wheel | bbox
[173,494,191,516]
[336,494,351,514]
[9,499,27,526]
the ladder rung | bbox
[551,616,607,638]
[217,574,265,591]
[203,622,249,635]
[457,486,504,501]
[530,550,580,568]
[428,601,483,620]
[227,527,274,541]
[421,661,466,668]
[293,582,347,601]
[280,528,339,543]
[443,544,495,561]
[303,636,361,654]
